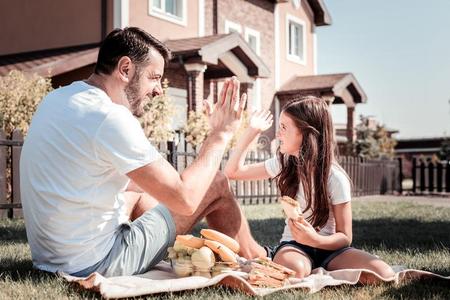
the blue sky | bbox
[317,0,450,139]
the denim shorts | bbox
[267,240,353,269]
[70,204,176,277]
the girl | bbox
[224,96,395,281]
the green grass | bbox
[1,200,449,299]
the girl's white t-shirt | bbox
[264,157,351,242]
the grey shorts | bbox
[71,204,176,277]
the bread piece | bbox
[200,229,240,253]
[176,234,205,249]
[279,196,303,221]
[204,239,238,263]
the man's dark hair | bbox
[94,27,171,75]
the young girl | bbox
[224,96,395,281]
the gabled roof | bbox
[270,0,332,26]
[0,44,98,77]
[277,73,367,106]
[165,33,270,78]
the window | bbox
[149,0,186,25]
[286,15,306,64]
[244,28,261,110]
[225,20,242,34]
[244,27,260,56]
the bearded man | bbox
[20,27,265,277]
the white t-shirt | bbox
[264,157,351,242]
[20,81,162,274]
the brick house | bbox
[0,0,367,147]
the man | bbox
[20,27,265,277]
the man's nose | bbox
[152,83,163,97]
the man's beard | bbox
[125,70,146,117]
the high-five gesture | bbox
[204,77,247,140]
[249,110,273,133]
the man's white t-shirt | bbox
[264,157,351,242]
[20,81,162,274]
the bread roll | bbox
[200,229,240,253]
[175,234,205,249]
[204,239,238,263]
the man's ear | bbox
[117,56,132,83]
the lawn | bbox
[1,199,449,299]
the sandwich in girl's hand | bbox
[279,196,303,221]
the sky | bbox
[316,0,450,139]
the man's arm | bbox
[127,78,246,216]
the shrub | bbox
[140,79,176,143]
[0,70,52,137]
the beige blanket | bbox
[62,261,449,299]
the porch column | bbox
[346,106,355,143]
[240,82,254,110]
[185,63,207,112]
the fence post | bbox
[412,158,417,194]
[167,141,178,170]
[0,129,8,218]
[397,157,403,194]
[436,162,443,193]
[11,129,23,218]
[446,161,450,193]
[419,159,425,193]
[428,160,435,193]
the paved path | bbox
[353,195,450,208]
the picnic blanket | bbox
[62,261,449,298]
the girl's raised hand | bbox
[249,110,273,132]
[288,218,319,247]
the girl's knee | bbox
[274,254,311,279]
[374,262,395,279]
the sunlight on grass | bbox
[1,199,449,299]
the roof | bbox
[0,44,98,77]
[165,33,270,78]
[277,73,367,106]
[270,0,332,26]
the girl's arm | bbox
[289,202,353,250]
[224,110,273,180]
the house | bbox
[0,0,367,147]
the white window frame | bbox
[148,0,187,27]
[224,19,242,34]
[244,27,261,111]
[244,27,260,56]
[286,14,306,65]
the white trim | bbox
[313,25,317,74]
[252,79,262,111]
[114,0,129,29]
[167,87,188,130]
[274,5,280,89]
[224,19,242,34]
[184,63,207,73]
[291,0,301,9]
[244,27,261,56]
[198,0,205,37]
[219,52,253,83]
[286,14,306,65]
[148,0,187,27]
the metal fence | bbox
[0,129,401,218]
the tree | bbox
[438,137,450,161]
[353,115,397,159]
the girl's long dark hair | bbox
[275,96,338,229]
